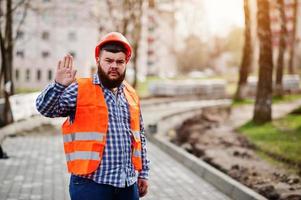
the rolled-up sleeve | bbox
[35,82,78,118]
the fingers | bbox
[69,55,73,69]
[57,60,63,70]
[62,54,73,69]
[138,179,148,197]
[139,185,147,197]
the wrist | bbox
[54,81,67,92]
[54,79,68,87]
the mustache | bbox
[108,70,120,75]
[97,64,126,89]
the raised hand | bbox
[55,54,77,86]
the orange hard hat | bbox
[95,32,132,63]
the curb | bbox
[146,107,267,200]
[0,115,64,144]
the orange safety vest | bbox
[62,78,142,175]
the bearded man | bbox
[36,32,150,200]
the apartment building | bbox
[12,0,179,90]
[13,0,101,90]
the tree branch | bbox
[13,0,29,42]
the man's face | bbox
[97,50,127,88]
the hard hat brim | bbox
[95,39,132,63]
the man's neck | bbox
[110,87,118,96]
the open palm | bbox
[55,55,77,86]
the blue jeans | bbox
[69,175,139,200]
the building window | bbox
[69,51,76,58]
[15,69,19,81]
[42,51,50,58]
[26,69,30,81]
[68,32,76,41]
[42,31,49,40]
[37,69,41,81]
[16,50,24,58]
[147,50,154,56]
[48,70,52,81]
[16,30,24,39]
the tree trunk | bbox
[253,0,274,124]
[1,0,14,124]
[0,31,6,97]
[275,0,287,97]
[121,0,129,36]
[131,0,143,89]
[235,0,253,100]
[288,0,298,74]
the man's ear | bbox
[96,57,100,63]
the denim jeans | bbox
[69,175,139,200]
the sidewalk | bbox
[0,124,230,200]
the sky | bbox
[203,0,244,36]
[175,0,245,43]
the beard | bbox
[97,65,126,89]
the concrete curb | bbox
[147,135,267,200]
[146,107,267,200]
[0,115,64,144]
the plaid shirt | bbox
[36,74,149,188]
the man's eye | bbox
[117,61,125,65]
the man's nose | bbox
[110,61,118,69]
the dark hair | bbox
[100,42,127,56]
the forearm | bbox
[36,82,77,117]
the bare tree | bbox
[128,0,143,88]
[105,0,125,33]
[0,0,29,125]
[253,0,274,124]
[105,0,143,88]
[1,0,15,125]
[288,0,298,74]
[275,0,287,97]
[235,0,253,100]
[176,35,209,73]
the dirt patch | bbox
[171,107,301,200]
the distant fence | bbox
[149,79,227,98]
[246,75,300,96]
[0,92,40,126]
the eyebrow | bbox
[104,58,125,62]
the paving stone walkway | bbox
[0,124,230,200]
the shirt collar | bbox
[93,73,125,92]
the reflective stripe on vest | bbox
[132,131,141,142]
[133,149,141,157]
[62,78,142,175]
[66,151,100,161]
[63,132,105,143]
